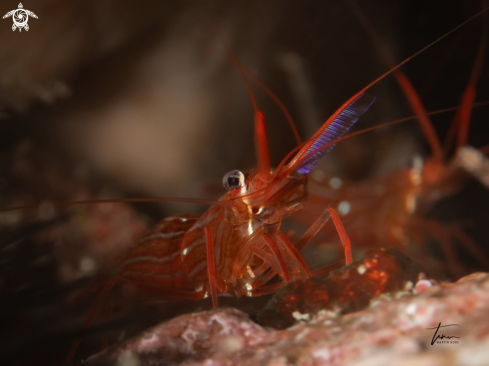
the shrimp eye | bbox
[222,170,245,191]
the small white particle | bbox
[406,303,417,315]
[138,333,159,350]
[410,155,423,186]
[337,201,351,216]
[247,219,253,235]
[457,146,489,188]
[292,311,310,321]
[357,264,367,275]
[329,177,343,189]
[246,266,255,278]
[164,216,190,222]
[218,335,244,354]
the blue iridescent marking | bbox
[297,93,376,175]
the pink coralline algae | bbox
[85,254,489,366]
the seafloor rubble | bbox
[85,249,489,366]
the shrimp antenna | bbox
[237,62,302,145]
[360,6,489,93]
[0,197,229,214]
[293,101,489,169]
[238,100,489,203]
[190,38,302,145]
[347,0,444,162]
[204,18,271,179]
[451,7,487,150]
[285,5,489,174]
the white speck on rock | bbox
[406,303,417,315]
[312,348,333,363]
[137,333,159,352]
[218,335,244,354]
[292,311,310,321]
[357,264,367,275]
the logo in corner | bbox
[3,3,37,32]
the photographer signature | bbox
[426,323,460,345]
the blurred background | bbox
[0,0,488,364]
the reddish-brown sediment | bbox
[85,251,489,366]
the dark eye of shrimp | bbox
[223,170,245,191]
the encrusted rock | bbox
[86,259,489,365]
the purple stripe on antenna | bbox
[297,93,376,175]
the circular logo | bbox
[12,9,28,28]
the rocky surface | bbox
[86,271,489,365]
[254,248,423,329]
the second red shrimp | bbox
[292,2,489,278]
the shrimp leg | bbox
[205,226,219,307]
[263,234,292,283]
[276,232,312,277]
[295,207,353,265]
